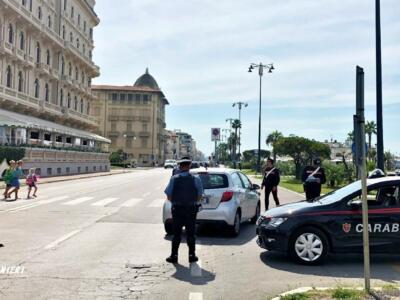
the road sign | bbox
[211,128,220,141]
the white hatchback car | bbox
[162,168,261,236]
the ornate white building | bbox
[0,0,110,176]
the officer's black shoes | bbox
[189,254,198,263]
[166,255,178,264]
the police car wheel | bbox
[228,211,241,237]
[289,227,328,265]
[164,222,174,235]
[250,202,261,224]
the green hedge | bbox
[0,146,25,163]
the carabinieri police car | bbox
[256,176,400,265]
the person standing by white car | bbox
[164,157,203,264]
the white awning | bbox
[0,108,110,143]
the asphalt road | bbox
[0,169,399,300]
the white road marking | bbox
[189,292,203,300]
[143,192,151,197]
[63,197,94,205]
[120,198,143,207]
[44,229,81,250]
[8,203,40,212]
[190,260,202,277]
[91,197,119,206]
[148,199,165,208]
[41,196,70,204]
[5,196,70,213]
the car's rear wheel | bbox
[289,227,328,265]
[250,202,261,224]
[164,222,173,235]
[228,210,241,237]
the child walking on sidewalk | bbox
[26,168,38,199]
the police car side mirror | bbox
[348,200,362,210]
[252,184,261,190]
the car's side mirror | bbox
[252,184,261,190]
[348,200,361,210]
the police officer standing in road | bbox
[261,158,280,210]
[164,157,203,264]
[302,158,326,200]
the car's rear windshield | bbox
[196,173,229,189]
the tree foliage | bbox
[274,136,331,178]
[109,149,126,164]
[0,146,25,163]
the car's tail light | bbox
[221,190,234,202]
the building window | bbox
[30,131,39,139]
[135,94,141,104]
[74,97,78,110]
[77,167,81,173]
[60,89,64,106]
[86,102,90,115]
[93,166,96,172]
[64,0,67,10]
[141,138,148,148]
[111,122,117,131]
[62,25,66,39]
[70,32,73,43]
[67,93,71,108]
[85,166,89,172]
[83,21,86,32]
[89,28,93,39]
[6,66,12,88]
[75,67,78,80]
[34,79,40,98]
[66,136,72,144]
[78,14,80,26]
[68,62,72,76]
[81,71,85,84]
[29,0,32,11]
[38,6,42,20]
[66,167,70,174]
[89,50,92,59]
[61,57,65,75]
[71,6,74,18]
[142,123,148,131]
[17,71,23,92]
[76,38,80,49]
[22,0,26,6]
[120,94,125,102]
[80,99,83,113]
[112,93,118,101]
[57,168,62,175]
[56,136,62,142]
[128,94,133,102]
[47,168,52,176]
[126,138,132,148]
[127,121,132,131]
[19,32,24,50]
[8,24,13,44]
[82,44,85,55]
[48,15,52,28]
[46,49,51,65]
[36,42,41,63]
[45,83,49,102]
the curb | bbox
[271,286,399,300]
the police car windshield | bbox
[316,180,362,204]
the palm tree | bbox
[365,121,377,151]
[347,131,354,142]
[231,119,241,161]
[266,130,283,161]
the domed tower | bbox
[134,68,160,90]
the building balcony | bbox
[13,47,25,61]
[36,62,51,76]
[107,131,119,137]
[41,101,63,116]
[23,54,35,68]
[50,68,59,80]
[3,41,14,56]
[123,131,136,138]
[139,131,150,138]
[61,75,73,87]
[63,41,100,77]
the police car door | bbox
[238,172,258,219]
[345,184,400,253]
[230,172,247,218]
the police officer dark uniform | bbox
[261,158,280,210]
[164,157,203,264]
[302,158,326,200]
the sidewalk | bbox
[0,168,151,189]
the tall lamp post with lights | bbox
[248,62,274,173]
[232,101,248,160]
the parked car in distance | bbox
[163,168,261,237]
[164,160,176,169]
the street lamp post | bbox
[248,62,274,173]
[375,0,384,171]
[232,101,248,160]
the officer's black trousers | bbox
[304,182,322,200]
[265,187,280,211]
[171,205,197,256]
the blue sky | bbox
[93,0,400,156]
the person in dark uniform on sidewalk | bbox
[261,158,280,210]
[302,158,326,200]
[164,157,203,264]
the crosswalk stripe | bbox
[120,198,143,207]
[148,199,165,208]
[189,292,203,300]
[63,197,93,205]
[41,196,69,204]
[91,198,119,206]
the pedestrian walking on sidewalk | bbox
[302,158,326,200]
[261,158,280,210]
[7,160,24,201]
[164,156,203,264]
[26,168,38,199]
[2,160,15,200]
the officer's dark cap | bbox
[267,158,275,164]
[177,156,192,165]
[313,158,321,165]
